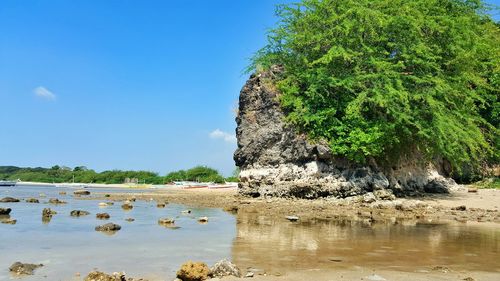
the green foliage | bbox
[164,166,227,183]
[474,177,500,189]
[251,0,499,173]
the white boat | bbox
[0,180,16,186]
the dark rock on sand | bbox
[95,223,121,232]
[96,213,110,220]
[121,203,133,210]
[125,218,135,222]
[176,261,209,281]
[70,210,90,217]
[0,197,20,203]
[452,205,467,211]
[48,198,67,204]
[74,190,91,196]
[156,203,166,208]
[0,207,11,215]
[158,218,175,225]
[9,262,43,275]
[209,259,241,278]
[25,198,40,203]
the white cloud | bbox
[209,129,237,144]
[34,86,56,100]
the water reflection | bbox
[232,213,500,274]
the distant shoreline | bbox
[15,181,154,189]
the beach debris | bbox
[451,205,467,211]
[0,197,20,203]
[70,210,90,217]
[42,208,57,218]
[156,203,166,208]
[99,202,108,207]
[125,218,135,222]
[48,198,67,204]
[0,207,11,215]
[181,210,192,214]
[209,259,241,278]
[121,203,133,210]
[158,218,175,225]
[245,272,254,278]
[59,191,66,195]
[432,266,450,273]
[468,187,478,193]
[25,198,39,203]
[9,262,43,275]
[95,223,121,232]
[463,277,476,281]
[1,218,16,224]
[285,215,299,222]
[96,213,110,220]
[83,270,143,281]
[176,261,209,281]
[74,190,90,196]
[197,217,209,223]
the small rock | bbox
[48,198,67,204]
[245,272,254,278]
[104,194,111,197]
[197,217,209,223]
[83,270,138,281]
[59,191,66,195]
[25,198,39,203]
[125,218,135,222]
[176,261,209,281]
[95,223,121,232]
[158,218,175,225]
[121,203,133,210]
[74,190,90,196]
[468,188,478,193]
[451,205,467,211]
[285,216,299,222]
[128,197,136,202]
[463,277,475,281]
[70,210,90,217]
[223,206,238,213]
[0,197,20,203]
[1,218,16,224]
[9,262,43,275]
[156,203,166,208]
[0,207,11,215]
[96,213,110,220]
[432,265,450,273]
[99,202,108,207]
[374,189,396,200]
[209,259,241,278]
[181,210,192,214]
[42,208,57,218]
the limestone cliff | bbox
[234,67,456,199]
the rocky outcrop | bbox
[176,261,209,281]
[9,262,43,275]
[209,259,241,278]
[0,208,11,215]
[84,271,146,281]
[234,67,455,199]
[70,210,90,217]
[95,223,121,232]
[0,197,20,202]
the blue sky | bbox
[0,0,498,176]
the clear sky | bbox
[0,0,498,176]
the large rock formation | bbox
[234,67,455,199]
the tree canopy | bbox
[250,0,499,174]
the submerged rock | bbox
[96,213,110,220]
[74,190,90,196]
[0,197,20,203]
[48,198,67,204]
[70,210,90,217]
[125,218,135,222]
[0,207,11,215]
[156,203,166,208]
[197,217,208,223]
[95,223,121,232]
[158,218,175,225]
[25,198,40,203]
[176,261,209,281]
[9,262,43,275]
[59,191,67,195]
[121,203,133,210]
[181,210,192,214]
[209,259,241,278]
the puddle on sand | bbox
[1,185,500,280]
[232,213,500,275]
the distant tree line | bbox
[0,165,239,184]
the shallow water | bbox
[1,185,500,280]
[0,185,235,280]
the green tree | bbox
[251,0,499,174]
